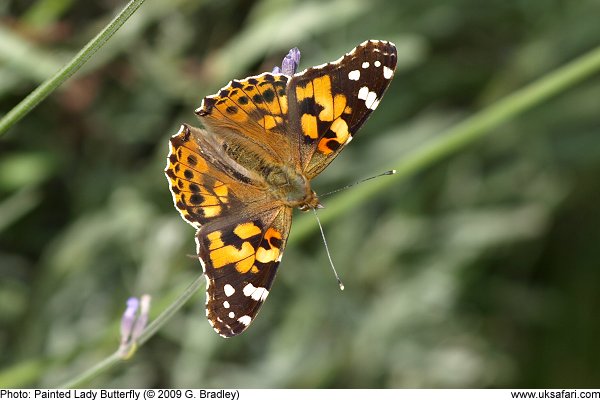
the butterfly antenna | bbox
[312,208,345,291]
[322,169,396,197]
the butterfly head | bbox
[297,189,323,211]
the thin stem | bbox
[58,352,122,389]
[60,274,205,388]
[292,44,600,240]
[0,0,147,137]
[136,274,205,347]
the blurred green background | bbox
[1,0,600,388]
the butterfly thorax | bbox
[264,165,320,210]
[218,137,320,210]
[229,146,320,209]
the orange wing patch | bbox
[255,227,282,264]
[204,222,283,274]
[300,114,319,139]
[294,74,352,154]
[207,230,256,273]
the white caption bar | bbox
[1,389,598,400]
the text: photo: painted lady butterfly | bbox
[166,40,397,337]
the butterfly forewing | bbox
[195,73,302,169]
[287,40,397,177]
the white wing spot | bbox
[358,86,380,110]
[374,60,381,67]
[243,283,256,297]
[228,311,235,319]
[362,61,370,68]
[358,86,369,100]
[383,66,393,79]
[251,287,269,302]
[224,284,235,297]
[348,70,360,81]
[365,91,379,110]
[223,301,230,309]
[243,283,269,301]
[238,315,252,326]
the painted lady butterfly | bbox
[166,40,397,337]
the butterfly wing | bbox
[196,206,291,337]
[195,73,302,170]
[166,124,249,229]
[165,124,291,337]
[287,40,397,177]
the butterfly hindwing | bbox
[196,207,292,337]
[288,40,397,177]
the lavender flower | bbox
[272,47,301,75]
[120,297,139,347]
[118,295,151,358]
[132,295,150,341]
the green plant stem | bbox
[136,275,205,348]
[60,274,205,388]
[59,353,121,390]
[58,43,600,387]
[0,0,147,137]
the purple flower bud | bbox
[273,47,301,76]
[118,295,151,358]
[281,47,301,75]
[120,297,139,346]
[132,295,151,341]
